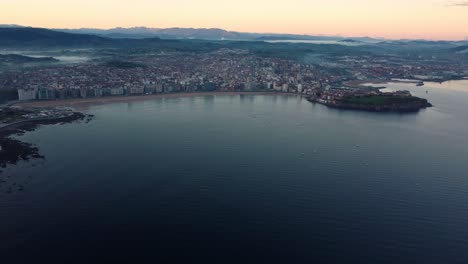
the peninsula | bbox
[307,88,432,112]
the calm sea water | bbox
[1,81,468,263]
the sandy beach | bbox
[14,91,289,108]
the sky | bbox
[1,0,468,40]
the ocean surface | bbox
[1,81,468,263]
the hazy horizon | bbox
[1,0,468,41]
[2,24,468,42]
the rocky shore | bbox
[0,110,92,173]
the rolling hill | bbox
[0,27,164,48]
[0,27,112,47]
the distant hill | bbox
[156,28,240,39]
[0,27,165,48]
[255,35,323,41]
[54,26,385,42]
[0,54,58,63]
[451,45,468,53]
[0,24,24,28]
[340,39,363,43]
[5,25,468,45]
[0,27,114,47]
[0,25,395,43]
[1,26,466,63]
[59,27,162,39]
[58,27,242,40]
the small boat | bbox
[416,82,424,87]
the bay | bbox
[1,81,468,263]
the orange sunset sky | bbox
[1,0,468,40]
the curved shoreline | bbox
[345,78,466,88]
[0,112,91,176]
[14,91,288,108]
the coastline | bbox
[344,79,421,87]
[348,77,467,88]
[2,91,289,182]
[308,79,433,112]
[0,111,92,178]
[14,91,287,108]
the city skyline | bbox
[1,0,468,40]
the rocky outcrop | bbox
[0,111,92,170]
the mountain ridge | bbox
[0,27,166,48]
[1,24,384,41]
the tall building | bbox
[37,88,55,100]
[110,87,124,96]
[18,88,37,101]
[297,84,303,93]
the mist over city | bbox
[1,1,468,263]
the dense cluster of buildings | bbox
[1,49,466,102]
[308,86,411,105]
[333,55,466,81]
[5,51,327,101]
